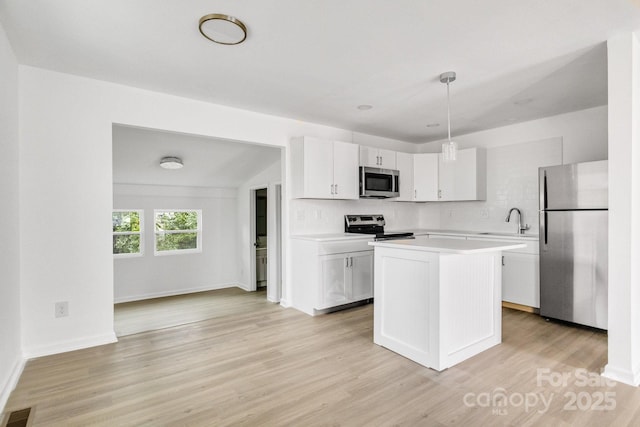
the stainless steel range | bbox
[344,214,414,241]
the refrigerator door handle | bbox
[540,170,548,210]
[540,211,548,249]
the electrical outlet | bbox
[480,208,489,219]
[55,301,69,318]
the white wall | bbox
[113,185,239,302]
[236,159,282,290]
[419,105,608,165]
[18,65,413,357]
[0,21,23,411]
[603,32,640,386]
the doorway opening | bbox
[112,124,284,336]
[255,188,268,290]
[249,183,283,302]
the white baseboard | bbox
[0,356,26,414]
[23,332,118,359]
[236,282,250,291]
[602,363,640,387]
[279,298,292,308]
[114,282,239,303]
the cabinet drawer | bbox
[319,240,373,255]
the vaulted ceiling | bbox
[2,1,640,143]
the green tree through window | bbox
[154,210,201,253]
[112,210,143,255]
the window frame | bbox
[153,209,203,256]
[112,209,144,258]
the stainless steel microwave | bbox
[359,166,400,198]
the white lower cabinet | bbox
[502,252,540,308]
[467,237,540,308]
[319,251,373,309]
[291,238,374,315]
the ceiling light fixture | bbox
[357,104,373,111]
[160,156,184,169]
[199,14,247,45]
[426,123,440,128]
[440,71,458,162]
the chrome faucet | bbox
[505,207,530,234]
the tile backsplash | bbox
[428,137,563,234]
[290,198,440,235]
[290,137,563,236]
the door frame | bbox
[248,184,282,301]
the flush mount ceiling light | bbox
[357,104,373,111]
[199,14,247,45]
[160,156,184,169]
[440,71,458,162]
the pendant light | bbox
[440,71,458,162]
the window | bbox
[112,210,143,257]
[154,210,202,255]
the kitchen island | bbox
[370,237,525,371]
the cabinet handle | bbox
[502,256,505,266]
[414,189,417,199]
[438,189,442,199]
[345,257,349,268]
[335,184,338,194]
[330,184,334,194]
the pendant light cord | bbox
[446,80,452,143]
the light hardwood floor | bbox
[114,288,269,336]
[5,291,640,426]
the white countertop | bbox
[369,236,526,254]
[290,233,373,242]
[291,229,538,242]
[388,228,539,241]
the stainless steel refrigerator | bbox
[539,160,608,329]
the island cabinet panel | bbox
[440,254,501,366]
[373,245,503,371]
[375,249,438,366]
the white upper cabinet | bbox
[395,152,415,201]
[359,146,397,169]
[332,141,360,199]
[438,147,486,201]
[291,137,359,200]
[395,152,439,202]
[414,153,439,201]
